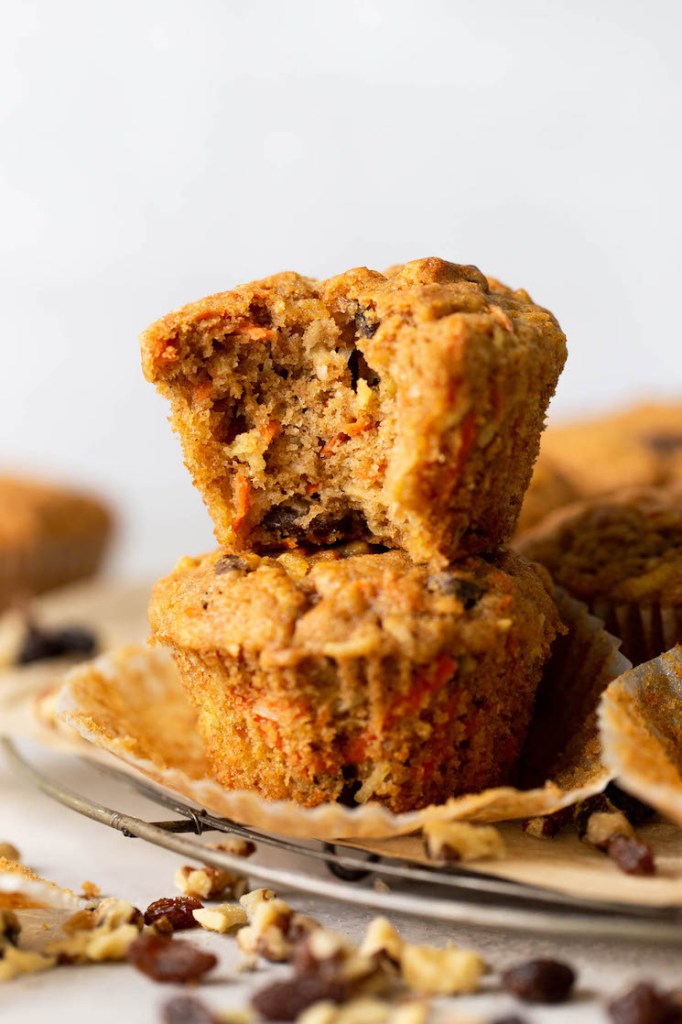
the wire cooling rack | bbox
[4,736,682,946]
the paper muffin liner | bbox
[590,600,682,666]
[51,589,630,841]
[0,858,85,911]
[599,644,682,825]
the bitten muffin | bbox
[140,258,566,567]
[148,544,562,812]
[534,401,682,501]
[516,486,682,664]
[0,476,112,611]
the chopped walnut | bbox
[193,904,248,933]
[208,838,256,859]
[400,943,485,995]
[422,820,505,862]
[62,909,97,935]
[81,880,101,899]
[296,927,394,997]
[298,999,427,1024]
[94,898,144,931]
[175,865,248,900]
[521,807,572,839]
[0,843,20,863]
[358,918,403,964]
[585,810,634,850]
[239,888,277,918]
[46,922,141,964]
[236,897,295,962]
[0,947,56,981]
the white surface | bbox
[1,0,681,577]
[2,741,682,1024]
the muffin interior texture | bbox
[141,258,566,564]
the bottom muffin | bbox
[148,544,562,812]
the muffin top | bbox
[516,486,682,605]
[140,257,565,385]
[0,476,112,548]
[149,543,560,666]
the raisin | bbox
[574,794,614,840]
[643,432,682,455]
[127,933,216,983]
[214,554,248,574]
[354,309,379,339]
[16,621,97,665]
[251,975,346,1021]
[608,835,656,876]
[144,896,203,931]
[163,995,217,1024]
[260,503,307,539]
[426,574,486,609]
[607,982,682,1024]
[501,959,576,1004]
[605,783,656,826]
[347,347,379,390]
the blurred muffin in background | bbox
[0,476,113,611]
[518,401,682,535]
[516,485,682,664]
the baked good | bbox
[534,402,682,501]
[140,258,566,566]
[516,486,682,663]
[148,543,562,812]
[516,457,580,535]
[0,476,112,610]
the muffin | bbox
[148,544,563,813]
[516,457,580,535]
[140,258,566,567]
[0,476,112,611]
[534,401,682,501]
[516,486,682,663]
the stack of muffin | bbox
[140,258,567,812]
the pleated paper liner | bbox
[53,590,630,841]
[600,644,682,826]
[591,599,682,666]
[0,580,151,755]
[0,859,84,911]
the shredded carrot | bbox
[193,379,213,403]
[235,324,277,342]
[305,481,320,495]
[232,472,252,534]
[320,421,375,457]
[260,420,281,447]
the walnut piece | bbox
[399,943,485,995]
[422,821,506,862]
[0,843,20,863]
[0,947,56,982]
[175,865,248,900]
[193,904,248,933]
[358,918,403,964]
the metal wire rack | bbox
[4,736,682,946]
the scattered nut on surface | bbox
[585,810,634,850]
[422,820,506,862]
[237,897,295,962]
[239,888,277,918]
[193,904,248,933]
[521,808,572,840]
[46,923,141,964]
[358,918,403,964]
[81,880,101,899]
[0,843,20,863]
[175,865,248,900]
[400,943,485,995]
[208,838,256,859]
[94,898,144,931]
[0,947,56,982]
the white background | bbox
[1,0,681,576]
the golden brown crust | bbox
[517,486,682,607]
[0,476,113,609]
[140,258,567,566]
[149,544,562,812]
[534,402,682,500]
